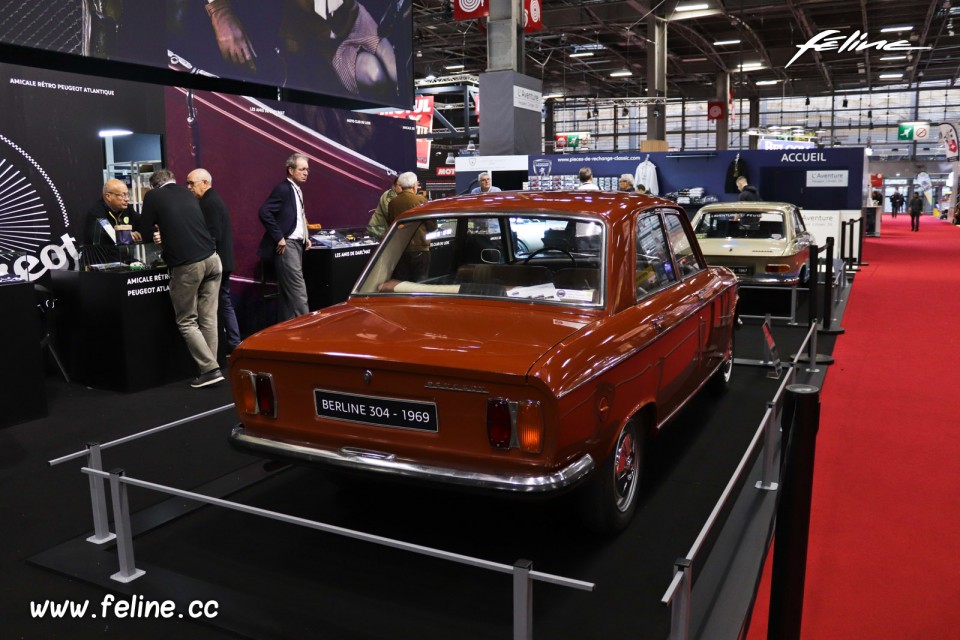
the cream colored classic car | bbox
[691,202,815,285]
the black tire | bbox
[577,420,642,534]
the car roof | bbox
[397,191,682,225]
[696,202,797,215]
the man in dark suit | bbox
[187,168,240,353]
[138,169,223,388]
[258,153,312,320]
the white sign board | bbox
[806,170,849,187]
[455,155,530,172]
[760,138,816,150]
[514,86,542,112]
[802,209,863,260]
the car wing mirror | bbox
[480,248,502,264]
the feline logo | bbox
[786,30,930,68]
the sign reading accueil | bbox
[806,170,849,187]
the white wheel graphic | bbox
[0,134,69,276]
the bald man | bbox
[187,168,240,352]
[83,178,142,245]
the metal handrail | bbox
[48,404,235,466]
[81,466,593,640]
[661,323,815,627]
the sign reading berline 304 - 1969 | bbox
[786,30,931,68]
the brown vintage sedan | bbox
[229,192,739,532]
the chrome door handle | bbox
[652,315,665,332]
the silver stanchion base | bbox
[791,353,835,365]
[86,532,116,545]
[111,568,146,583]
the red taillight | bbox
[255,373,276,418]
[765,263,791,273]
[487,398,512,448]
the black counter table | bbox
[50,269,195,393]
[0,281,47,427]
[303,242,378,310]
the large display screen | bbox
[0,60,415,284]
[0,0,413,109]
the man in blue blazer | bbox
[258,153,313,320]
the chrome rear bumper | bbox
[230,425,595,494]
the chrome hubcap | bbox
[613,430,638,511]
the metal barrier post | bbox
[805,322,821,374]
[839,220,847,265]
[820,238,845,336]
[85,443,115,544]
[806,244,819,328]
[856,217,868,267]
[513,559,533,640]
[669,559,692,640]
[767,385,821,640]
[820,238,833,330]
[108,469,145,583]
[846,220,860,272]
[755,402,780,491]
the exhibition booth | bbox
[457,147,871,261]
[0,4,934,640]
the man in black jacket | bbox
[736,176,760,201]
[138,169,223,388]
[188,168,240,353]
[909,191,924,232]
[258,153,312,321]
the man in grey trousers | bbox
[138,169,223,388]
[257,153,313,320]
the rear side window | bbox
[663,212,703,278]
[635,213,676,299]
[793,208,806,235]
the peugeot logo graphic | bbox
[363,370,373,385]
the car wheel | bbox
[711,330,734,391]
[577,420,642,534]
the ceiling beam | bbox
[784,0,835,93]
[859,0,873,91]
[907,0,940,86]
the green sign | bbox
[898,124,915,140]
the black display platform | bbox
[303,244,377,310]
[49,269,196,392]
[26,348,818,640]
[0,281,47,427]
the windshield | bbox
[695,211,785,240]
[355,214,605,306]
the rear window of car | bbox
[695,211,785,240]
[355,214,605,307]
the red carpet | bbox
[747,213,960,639]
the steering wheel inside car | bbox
[522,247,577,267]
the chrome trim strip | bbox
[740,275,800,285]
[229,426,595,493]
